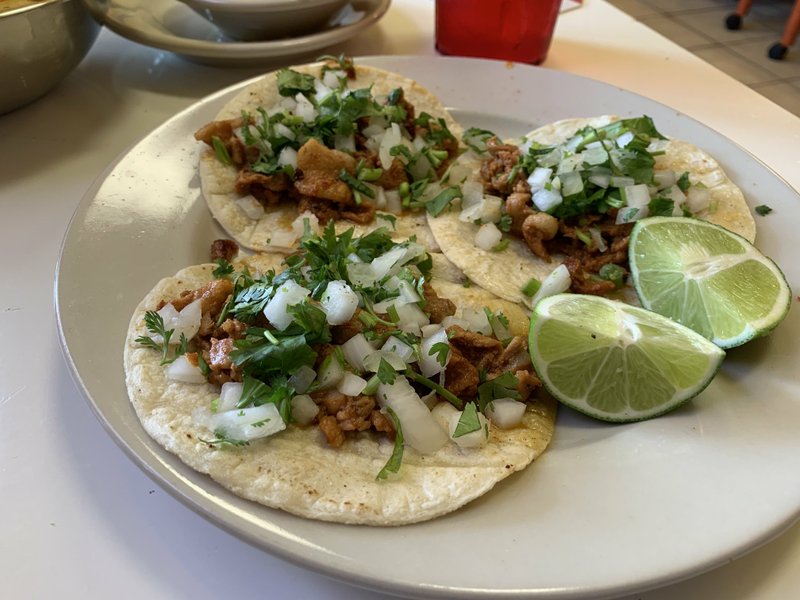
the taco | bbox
[426,115,757,307]
[124,226,556,525]
[194,56,464,254]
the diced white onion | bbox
[582,145,608,166]
[474,222,503,251]
[557,154,582,174]
[376,377,449,454]
[647,139,669,153]
[370,243,425,281]
[379,123,402,169]
[346,262,377,287]
[527,166,552,191]
[317,352,344,390]
[447,410,489,449]
[218,381,243,412]
[313,78,333,102]
[536,148,562,168]
[616,131,635,148]
[279,96,297,113]
[234,194,266,220]
[589,227,608,252]
[381,335,416,363]
[686,186,711,214]
[385,190,402,214]
[293,93,317,122]
[460,195,502,224]
[337,372,368,396]
[530,264,572,306]
[461,308,492,335]
[155,298,202,345]
[409,153,432,181]
[288,365,316,394]
[460,180,484,208]
[363,350,406,372]
[610,176,636,188]
[208,404,285,441]
[341,333,374,372]
[653,169,677,190]
[263,279,310,330]
[164,355,207,384]
[588,173,610,189]
[320,280,359,326]
[274,123,296,141]
[616,184,650,224]
[395,302,430,335]
[431,400,459,432]
[560,170,584,196]
[532,187,563,212]
[277,146,297,169]
[420,324,442,338]
[485,398,527,429]
[322,69,344,89]
[290,394,319,426]
[419,327,449,377]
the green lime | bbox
[629,216,791,348]
[529,294,725,422]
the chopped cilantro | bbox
[376,358,397,385]
[426,186,462,216]
[755,204,773,216]
[376,407,404,480]
[453,402,483,438]
[211,136,232,166]
[135,311,189,365]
[212,259,234,279]
[477,372,520,412]
[648,197,675,217]
[428,342,450,367]
[276,68,315,97]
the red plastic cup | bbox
[435,0,562,65]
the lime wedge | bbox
[629,216,791,348]
[529,294,725,422]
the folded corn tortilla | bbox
[123,253,556,526]
[427,116,757,307]
[198,63,463,254]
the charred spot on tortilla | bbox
[194,57,466,253]
[425,114,757,307]
[124,224,556,525]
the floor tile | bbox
[727,37,800,78]
[750,79,800,114]
[693,45,783,84]
[605,0,661,19]
[671,6,778,44]
[641,0,732,13]
[640,14,716,48]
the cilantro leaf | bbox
[276,68,315,97]
[648,197,674,217]
[202,428,250,448]
[453,403,482,438]
[426,186,462,217]
[135,310,188,365]
[213,259,234,279]
[755,204,773,216]
[376,358,397,385]
[376,407,404,480]
[428,342,450,367]
[477,372,520,412]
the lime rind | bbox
[530,294,726,423]
[629,216,792,349]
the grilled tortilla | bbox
[196,61,463,254]
[427,116,757,307]
[124,252,555,526]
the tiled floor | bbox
[605,0,800,116]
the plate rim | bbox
[55,55,800,599]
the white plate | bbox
[56,56,800,599]
[82,0,390,66]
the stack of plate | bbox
[82,0,391,66]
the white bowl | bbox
[178,0,349,41]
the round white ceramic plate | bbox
[81,0,390,66]
[56,56,800,599]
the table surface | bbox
[2,1,800,598]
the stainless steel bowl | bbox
[0,0,101,115]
